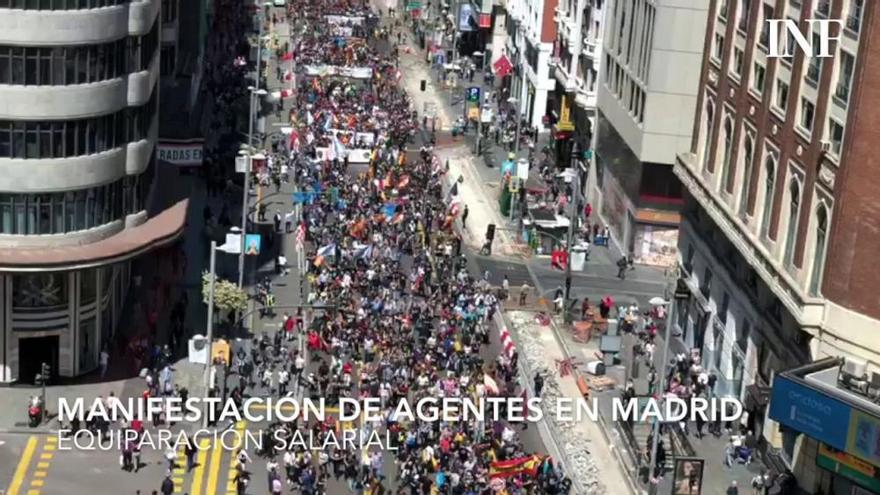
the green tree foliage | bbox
[201,272,249,312]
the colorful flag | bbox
[488,455,542,479]
[316,243,335,258]
[295,223,306,247]
[281,52,294,61]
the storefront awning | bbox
[0,200,188,272]
[634,208,681,226]
[768,358,880,468]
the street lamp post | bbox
[646,295,677,488]
[563,171,579,321]
[203,240,218,427]
[509,96,522,157]
[238,92,266,290]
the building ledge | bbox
[0,199,187,272]
[674,152,824,330]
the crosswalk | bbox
[182,421,248,495]
[6,435,58,495]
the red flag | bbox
[493,55,513,78]
[489,455,542,479]
[281,52,294,61]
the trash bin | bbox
[571,246,587,271]
[586,360,605,376]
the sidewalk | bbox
[502,309,631,494]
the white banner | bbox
[304,65,373,79]
[327,128,377,147]
[330,26,354,37]
[314,147,372,163]
[157,139,204,166]
[324,15,365,25]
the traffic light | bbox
[486,224,496,242]
[35,362,50,386]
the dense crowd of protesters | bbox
[216,0,573,493]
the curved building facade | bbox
[0,0,186,383]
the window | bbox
[0,0,126,8]
[732,48,744,77]
[720,117,733,191]
[739,135,754,214]
[828,119,844,156]
[847,0,863,33]
[738,0,751,32]
[160,45,176,76]
[714,328,725,370]
[713,33,725,62]
[161,0,176,23]
[0,88,155,159]
[701,268,713,299]
[809,206,829,296]
[753,63,765,93]
[760,156,776,238]
[702,102,715,170]
[758,4,772,47]
[800,98,815,133]
[783,179,801,267]
[835,51,854,104]
[775,79,789,111]
[719,0,728,20]
[719,292,730,324]
[737,320,750,354]
[806,33,822,84]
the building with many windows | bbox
[594,0,708,266]
[503,0,558,129]
[546,0,604,188]
[674,0,880,492]
[0,0,186,383]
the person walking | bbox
[461,204,469,229]
[533,372,544,397]
[519,282,530,306]
[184,436,197,472]
[617,256,629,279]
[160,472,174,495]
[100,347,110,378]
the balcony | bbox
[816,0,830,16]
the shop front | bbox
[768,361,880,494]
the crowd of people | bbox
[217,0,573,493]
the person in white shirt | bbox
[99,348,110,377]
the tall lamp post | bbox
[646,295,677,489]
[203,239,238,426]
[238,86,266,289]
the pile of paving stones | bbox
[506,311,606,495]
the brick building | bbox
[673,0,880,492]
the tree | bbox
[201,272,249,313]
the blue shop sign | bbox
[768,374,851,451]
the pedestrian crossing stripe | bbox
[226,421,248,495]
[205,437,224,495]
[189,438,211,495]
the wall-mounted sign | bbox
[157,139,205,166]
